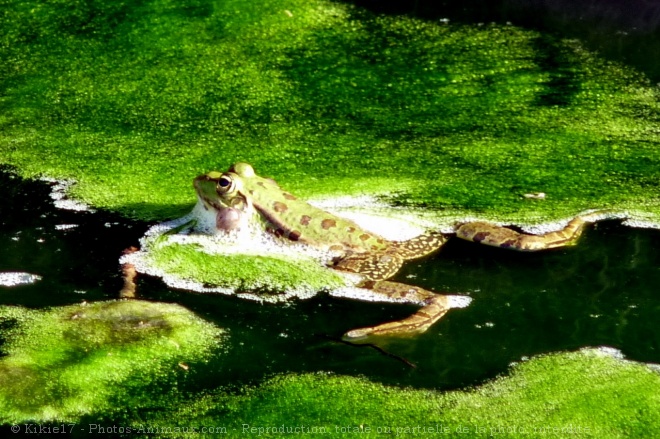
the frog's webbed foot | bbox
[334,248,456,340]
[342,280,452,341]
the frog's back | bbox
[246,177,388,253]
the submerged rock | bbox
[0,300,226,423]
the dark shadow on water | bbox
[337,0,660,82]
[531,34,581,107]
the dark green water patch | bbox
[0,168,147,308]
[530,34,581,107]
[343,0,660,82]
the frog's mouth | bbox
[196,194,228,213]
[193,175,252,233]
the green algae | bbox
[0,300,225,423]
[0,0,658,224]
[145,241,345,298]
[128,349,660,438]
[1,2,659,432]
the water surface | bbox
[2,170,658,392]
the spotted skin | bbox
[335,251,405,281]
[390,231,449,260]
[455,214,601,251]
[273,201,288,213]
[321,219,337,230]
[335,231,450,281]
[193,163,613,341]
[343,285,451,339]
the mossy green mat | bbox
[4,301,657,438]
[143,240,346,300]
[1,0,659,223]
[0,300,224,423]
[127,348,660,438]
[2,0,660,434]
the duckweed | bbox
[1,1,659,434]
[128,349,660,438]
[145,242,345,299]
[0,0,658,224]
[0,300,225,423]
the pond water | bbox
[2,168,658,392]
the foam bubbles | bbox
[330,287,472,309]
[124,196,445,303]
[581,346,660,373]
[40,177,95,212]
[593,346,625,360]
[309,195,436,240]
[55,224,79,231]
[448,295,473,309]
[0,272,42,287]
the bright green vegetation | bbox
[0,300,225,423]
[2,1,659,433]
[129,349,660,438]
[1,0,659,222]
[146,242,345,297]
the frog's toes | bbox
[342,328,372,342]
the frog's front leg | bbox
[342,280,451,341]
[120,246,139,298]
[455,211,609,251]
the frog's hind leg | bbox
[391,230,450,260]
[333,251,406,281]
[341,280,453,341]
[333,250,455,340]
[456,211,607,252]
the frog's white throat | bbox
[191,198,277,247]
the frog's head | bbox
[193,163,256,231]
[194,163,255,205]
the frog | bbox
[193,162,608,341]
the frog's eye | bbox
[216,175,233,193]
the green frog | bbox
[194,162,606,340]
